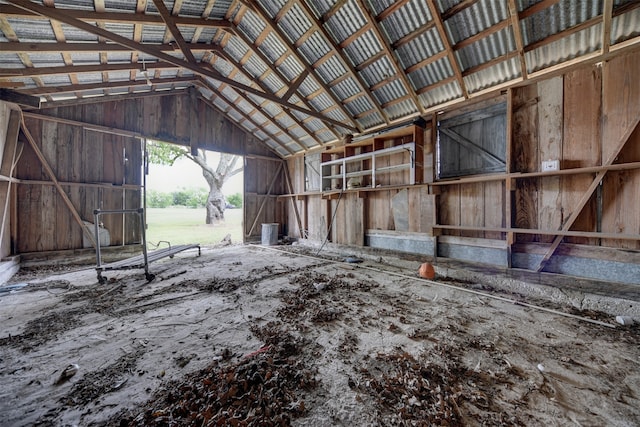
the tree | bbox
[147,141,242,224]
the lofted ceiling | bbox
[1,0,639,157]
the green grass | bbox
[146,207,243,246]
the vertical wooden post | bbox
[430,113,439,260]
[505,88,514,267]
[0,110,21,258]
[189,86,199,156]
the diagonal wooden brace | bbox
[536,114,640,272]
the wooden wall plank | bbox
[601,52,640,249]
[512,84,539,242]
[562,66,602,244]
[483,181,503,239]
[537,76,563,242]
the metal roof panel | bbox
[444,0,508,44]
[464,56,521,92]
[525,24,601,74]
[455,26,515,71]
[395,27,444,70]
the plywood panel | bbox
[562,66,601,245]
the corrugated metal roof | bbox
[0,0,638,157]
[520,0,602,46]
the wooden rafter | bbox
[377,0,411,21]
[535,115,640,272]
[203,73,306,151]
[152,0,196,63]
[239,0,361,132]
[425,0,469,99]
[441,0,479,21]
[507,0,528,79]
[5,0,356,132]
[294,0,389,126]
[602,0,613,54]
[354,0,425,115]
[393,22,436,49]
[199,74,296,154]
[209,43,326,147]
[226,22,343,139]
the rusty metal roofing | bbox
[1,0,639,157]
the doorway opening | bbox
[143,140,244,247]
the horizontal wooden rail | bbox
[433,224,640,241]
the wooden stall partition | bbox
[561,66,602,245]
[601,52,640,249]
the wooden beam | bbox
[0,41,224,53]
[441,0,479,21]
[19,115,97,248]
[425,0,469,99]
[0,62,177,78]
[507,0,528,79]
[0,4,233,28]
[452,18,509,51]
[281,70,309,102]
[239,0,360,132]
[35,88,189,109]
[602,0,613,54]
[535,115,640,272]
[354,0,424,114]
[282,162,304,237]
[209,44,325,146]
[295,0,388,126]
[0,110,20,256]
[19,76,196,95]
[4,0,357,132]
[518,0,561,20]
[152,0,196,63]
[0,88,40,108]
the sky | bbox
[145,153,244,196]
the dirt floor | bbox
[0,244,639,426]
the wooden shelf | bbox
[320,125,424,192]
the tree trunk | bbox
[206,185,226,224]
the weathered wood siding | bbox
[14,93,280,253]
[16,116,140,253]
[287,50,640,276]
